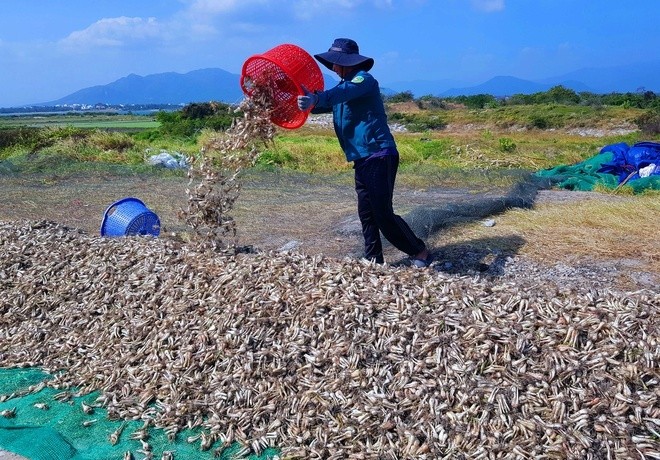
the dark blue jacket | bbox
[312,70,396,162]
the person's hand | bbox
[297,85,318,111]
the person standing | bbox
[297,38,431,267]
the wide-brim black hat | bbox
[314,38,374,71]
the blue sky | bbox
[0,0,658,107]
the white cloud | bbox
[185,0,245,16]
[177,0,278,40]
[58,17,164,51]
[291,0,400,11]
[292,0,356,19]
[470,0,505,13]
[292,0,401,20]
[183,0,273,22]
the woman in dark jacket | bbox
[298,38,431,267]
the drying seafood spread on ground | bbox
[1,83,659,459]
[0,220,658,459]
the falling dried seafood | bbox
[180,83,276,249]
[0,220,658,459]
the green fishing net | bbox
[0,368,280,460]
[535,151,660,193]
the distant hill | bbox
[383,78,468,97]
[383,60,660,97]
[43,68,243,106]
[35,59,660,107]
[384,76,596,98]
[40,69,340,106]
[439,76,594,97]
[538,60,660,93]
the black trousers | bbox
[354,154,425,263]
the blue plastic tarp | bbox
[597,141,660,183]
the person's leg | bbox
[354,162,384,263]
[360,155,426,258]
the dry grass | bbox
[438,192,659,273]
[387,101,424,113]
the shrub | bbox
[417,96,447,109]
[0,126,90,154]
[546,86,580,105]
[635,109,660,135]
[388,113,446,132]
[386,91,415,103]
[498,137,517,152]
[529,115,549,129]
[416,138,454,160]
[155,102,236,138]
[451,94,497,109]
[131,129,163,142]
[48,126,88,141]
[87,131,134,152]
[256,149,296,167]
[0,127,43,150]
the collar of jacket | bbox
[341,69,362,83]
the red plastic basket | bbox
[240,44,324,129]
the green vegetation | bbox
[1,89,659,179]
[155,101,235,138]
[0,113,159,130]
[498,137,516,152]
[389,85,660,135]
[387,102,646,132]
[0,123,196,175]
[388,112,447,131]
[635,108,660,135]
[401,85,660,111]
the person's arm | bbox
[310,103,331,115]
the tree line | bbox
[385,85,660,110]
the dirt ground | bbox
[0,169,656,293]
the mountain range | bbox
[385,60,660,97]
[34,59,660,107]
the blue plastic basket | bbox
[100,197,160,237]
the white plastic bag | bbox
[147,150,189,169]
[638,163,657,178]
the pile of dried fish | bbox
[180,84,276,249]
[1,220,658,459]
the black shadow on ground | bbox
[390,176,547,275]
[413,235,527,276]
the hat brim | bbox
[314,51,374,72]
